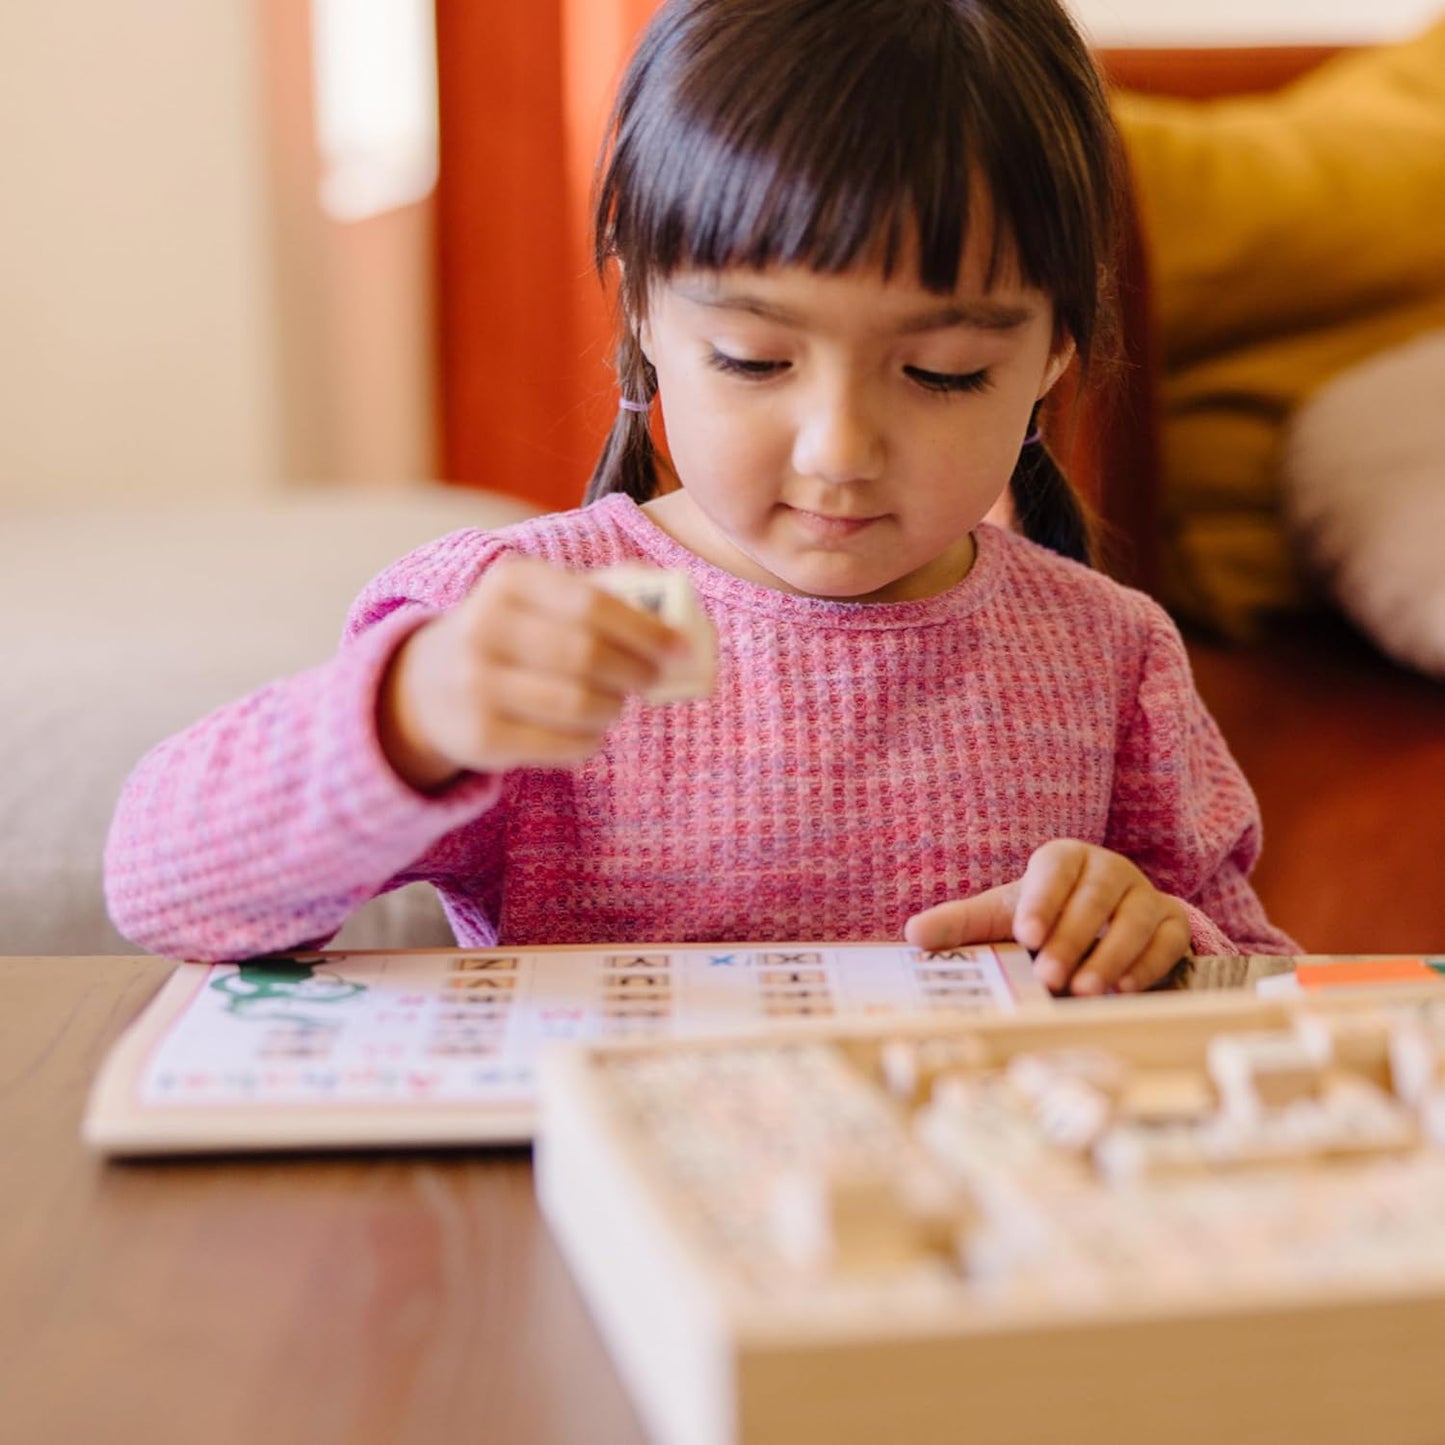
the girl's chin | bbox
[752,550,916,602]
[769,537,976,603]
[714,514,966,602]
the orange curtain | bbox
[435,0,662,512]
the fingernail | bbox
[1072,970,1103,996]
[1117,976,1141,993]
[1034,959,1063,991]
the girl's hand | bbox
[904,840,1193,995]
[377,556,689,791]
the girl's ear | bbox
[637,317,655,367]
[1037,337,1077,400]
[617,258,655,365]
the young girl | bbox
[105,0,1297,992]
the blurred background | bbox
[3,1,1443,962]
[2,0,1438,514]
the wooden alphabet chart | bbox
[83,941,1045,1154]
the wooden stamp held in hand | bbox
[590,565,717,703]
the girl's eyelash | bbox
[707,350,783,378]
[706,350,992,397]
[906,366,992,395]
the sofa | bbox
[1,485,536,956]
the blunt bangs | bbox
[595,0,1119,363]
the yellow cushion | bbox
[1161,291,1445,634]
[1112,20,1445,634]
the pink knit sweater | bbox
[105,496,1298,963]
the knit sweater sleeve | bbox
[103,534,510,963]
[1104,605,1299,957]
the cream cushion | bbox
[1283,331,1445,680]
[1,484,538,955]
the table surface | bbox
[1,952,1290,1445]
[0,955,652,1445]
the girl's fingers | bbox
[493,666,627,736]
[494,557,686,669]
[1024,848,1130,990]
[454,707,604,771]
[904,884,1021,952]
[493,728,600,770]
[406,558,690,778]
[433,657,624,773]
[1012,841,1088,953]
[909,844,1190,996]
[1116,915,1194,994]
[491,605,659,696]
[1066,885,1160,996]
[575,583,689,667]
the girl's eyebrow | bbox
[674,283,1035,334]
[895,301,1035,334]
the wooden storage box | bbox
[536,986,1445,1445]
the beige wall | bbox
[0,0,437,510]
[1,1,1435,509]
[0,1,283,508]
[1072,0,1442,45]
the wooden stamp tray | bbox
[535,984,1445,1445]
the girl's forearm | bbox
[103,612,498,962]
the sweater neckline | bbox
[598,494,1004,630]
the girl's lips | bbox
[784,505,883,539]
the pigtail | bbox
[584,325,661,505]
[1008,403,1095,568]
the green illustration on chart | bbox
[210,958,367,1023]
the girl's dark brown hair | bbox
[585,0,1124,567]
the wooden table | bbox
[1,953,1292,1444]
[0,956,647,1445]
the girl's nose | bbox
[790,383,886,485]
